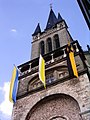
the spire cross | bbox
[50,3,52,9]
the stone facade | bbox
[31,21,72,60]
[12,73,90,120]
[12,8,90,120]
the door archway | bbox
[26,94,82,120]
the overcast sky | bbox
[0,0,89,120]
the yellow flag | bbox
[9,66,18,103]
[69,50,78,78]
[67,42,78,78]
[39,54,46,88]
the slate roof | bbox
[45,8,58,30]
[58,12,63,22]
[32,8,64,36]
[32,23,41,36]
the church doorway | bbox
[26,94,82,120]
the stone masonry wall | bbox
[12,73,90,120]
[31,22,72,60]
[26,94,81,120]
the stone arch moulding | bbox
[49,115,69,120]
[27,65,69,92]
[25,93,82,120]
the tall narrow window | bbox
[40,41,44,55]
[54,34,60,49]
[47,37,52,53]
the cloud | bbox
[0,82,13,116]
[0,111,10,120]
[11,29,17,33]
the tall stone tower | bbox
[12,8,90,120]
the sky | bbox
[0,0,89,120]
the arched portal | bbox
[25,94,82,120]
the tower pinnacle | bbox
[50,3,52,10]
[32,23,41,36]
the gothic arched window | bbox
[54,34,60,49]
[47,37,52,53]
[40,41,45,55]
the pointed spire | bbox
[50,3,52,10]
[32,23,41,36]
[45,8,58,30]
[58,12,63,22]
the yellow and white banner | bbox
[39,54,46,88]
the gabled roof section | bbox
[58,12,63,22]
[32,23,41,36]
[45,8,58,30]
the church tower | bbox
[12,7,90,120]
[31,8,72,59]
